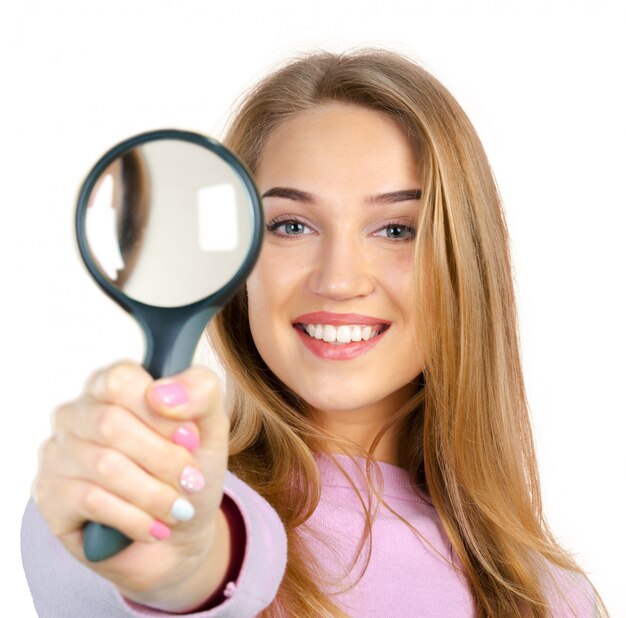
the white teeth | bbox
[301,323,383,343]
[336,325,352,343]
[323,325,335,342]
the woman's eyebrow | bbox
[366,189,422,205]
[262,187,315,203]
[261,187,422,204]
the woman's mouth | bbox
[294,322,390,344]
[292,322,391,360]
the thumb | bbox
[145,366,229,452]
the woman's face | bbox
[246,102,425,429]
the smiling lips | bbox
[292,311,391,360]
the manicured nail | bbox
[180,466,205,492]
[152,382,189,407]
[150,520,171,540]
[173,426,200,451]
[170,497,195,522]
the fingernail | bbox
[180,466,205,493]
[152,382,189,408]
[173,426,200,451]
[170,497,195,522]
[150,520,171,540]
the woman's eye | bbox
[265,217,416,242]
[372,222,416,242]
[265,216,313,238]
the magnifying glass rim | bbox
[75,128,264,311]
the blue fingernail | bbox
[170,497,195,522]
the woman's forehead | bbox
[257,103,421,187]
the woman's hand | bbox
[32,360,231,610]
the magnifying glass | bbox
[75,129,263,562]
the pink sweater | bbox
[21,453,597,617]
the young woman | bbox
[22,48,608,617]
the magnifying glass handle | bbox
[82,307,218,562]
[83,523,132,562]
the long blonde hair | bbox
[206,48,608,617]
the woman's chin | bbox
[299,392,381,415]
[293,378,421,418]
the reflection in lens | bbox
[197,183,238,251]
[87,150,150,285]
[116,149,151,287]
[86,172,122,279]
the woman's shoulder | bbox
[540,558,599,617]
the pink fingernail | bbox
[180,466,205,492]
[150,520,171,540]
[173,426,200,451]
[152,383,189,407]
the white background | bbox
[2,1,624,615]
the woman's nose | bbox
[306,232,375,300]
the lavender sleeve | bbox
[21,470,287,618]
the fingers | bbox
[54,362,228,478]
[52,434,196,527]
[54,361,208,462]
[38,474,165,544]
[55,399,195,488]
[34,438,162,543]
[67,361,228,454]
[82,361,156,427]
[39,361,229,553]
[145,365,229,453]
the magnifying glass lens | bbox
[84,139,255,307]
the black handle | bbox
[83,523,133,562]
[82,305,217,562]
